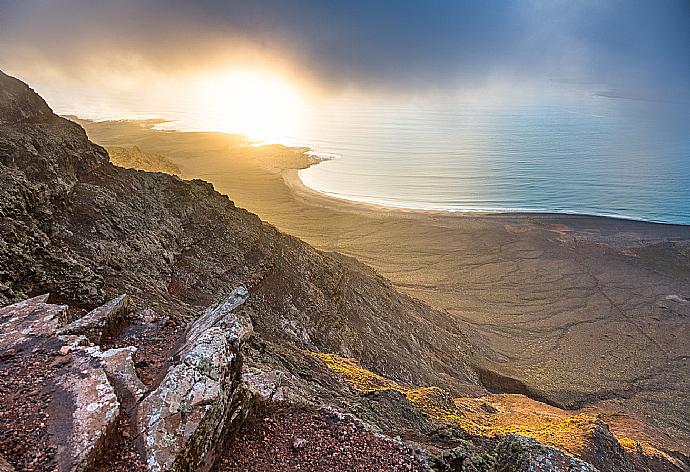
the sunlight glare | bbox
[199,69,306,143]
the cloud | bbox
[1,0,688,100]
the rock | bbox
[495,435,597,472]
[136,288,253,471]
[292,437,308,451]
[243,368,285,401]
[0,293,144,472]
[580,420,634,472]
[49,348,120,472]
[432,440,497,472]
[0,70,54,124]
[0,294,66,351]
[89,345,147,403]
[58,294,130,344]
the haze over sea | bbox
[5,0,690,225]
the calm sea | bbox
[295,96,690,225]
[63,91,690,225]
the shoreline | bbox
[76,118,690,452]
[67,115,690,227]
[287,167,690,231]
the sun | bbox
[199,69,306,143]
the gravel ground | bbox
[215,407,426,472]
[0,348,60,472]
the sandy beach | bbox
[77,118,690,451]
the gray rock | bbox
[136,288,252,472]
[50,348,120,472]
[495,435,597,472]
[243,368,285,401]
[58,294,130,344]
[0,294,66,351]
[89,345,147,403]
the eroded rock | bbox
[58,294,130,344]
[495,435,597,472]
[50,349,120,472]
[89,345,147,404]
[136,287,253,471]
[243,367,285,401]
[0,294,66,351]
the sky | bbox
[1,0,689,110]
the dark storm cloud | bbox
[1,0,688,98]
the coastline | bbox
[75,118,690,452]
[293,167,690,227]
[286,167,690,238]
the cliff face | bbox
[0,69,478,394]
[1,70,686,472]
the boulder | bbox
[0,294,66,351]
[0,294,143,472]
[58,294,130,344]
[243,368,285,402]
[89,345,147,404]
[495,435,597,472]
[136,287,253,472]
[50,349,121,472]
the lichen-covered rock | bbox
[50,349,120,472]
[58,294,130,344]
[136,287,253,471]
[495,435,597,472]
[89,345,147,403]
[243,367,285,401]
[0,294,65,352]
[579,420,634,472]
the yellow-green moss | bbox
[309,351,608,456]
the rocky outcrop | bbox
[0,289,257,472]
[51,348,121,472]
[58,294,130,343]
[0,71,53,124]
[0,294,65,351]
[494,435,596,472]
[431,435,597,472]
[137,287,252,472]
[2,70,687,472]
[0,70,107,305]
[0,296,126,472]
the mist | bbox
[1,0,688,104]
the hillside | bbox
[106,145,182,175]
[0,70,687,471]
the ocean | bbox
[58,90,690,225]
[294,95,690,225]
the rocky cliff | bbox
[1,70,687,471]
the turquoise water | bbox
[296,96,690,225]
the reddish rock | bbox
[58,294,130,344]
